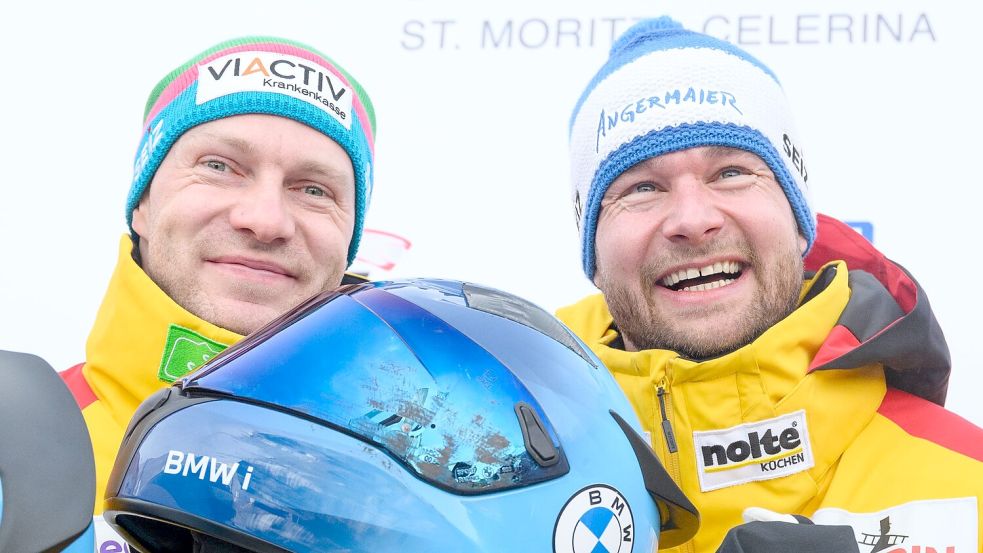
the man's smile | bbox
[658,260,746,292]
[205,256,297,283]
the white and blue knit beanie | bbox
[569,16,815,280]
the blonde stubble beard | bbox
[139,234,345,336]
[596,239,803,360]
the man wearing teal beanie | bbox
[559,16,983,551]
[57,36,377,549]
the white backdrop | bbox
[2,1,980,424]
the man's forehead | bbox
[620,146,763,176]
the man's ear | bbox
[798,233,808,256]
[131,199,149,239]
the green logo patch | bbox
[157,324,229,383]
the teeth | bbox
[661,262,742,287]
[681,278,735,292]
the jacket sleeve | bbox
[716,521,860,553]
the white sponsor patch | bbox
[693,410,813,492]
[554,484,635,553]
[812,497,978,552]
[196,51,352,129]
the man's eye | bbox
[204,160,227,172]
[719,168,743,179]
[632,183,656,193]
[303,185,326,197]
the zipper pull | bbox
[657,386,678,453]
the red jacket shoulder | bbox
[878,387,983,462]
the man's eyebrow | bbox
[620,157,660,177]
[615,146,753,182]
[184,134,351,180]
[190,132,256,155]
[296,160,353,182]
[702,145,748,161]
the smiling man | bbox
[58,36,376,543]
[131,114,359,335]
[592,146,804,360]
[558,17,983,551]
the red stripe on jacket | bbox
[878,388,983,462]
[60,363,97,410]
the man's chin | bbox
[200,299,287,336]
[652,303,789,359]
[621,302,770,358]
[658,329,755,360]
[646,295,752,330]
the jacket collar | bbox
[83,236,242,428]
[578,260,849,401]
[564,262,886,490]
[561,214,951,405]
[805,214,950,404]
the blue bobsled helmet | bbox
[104,279,698,552]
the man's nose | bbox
[659,179,725,245]
[228,177,296,243]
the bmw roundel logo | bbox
[554,484,634,553]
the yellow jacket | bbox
[60,237,243,551]
[557,216,983,552]
[61,236,242,518]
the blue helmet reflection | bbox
[184,282,568,493]
[105,279,697,552]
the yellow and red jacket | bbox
[61,237,243,516]
[557,215,983,552]
[61,237,368,517]
[59,237,241,549]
